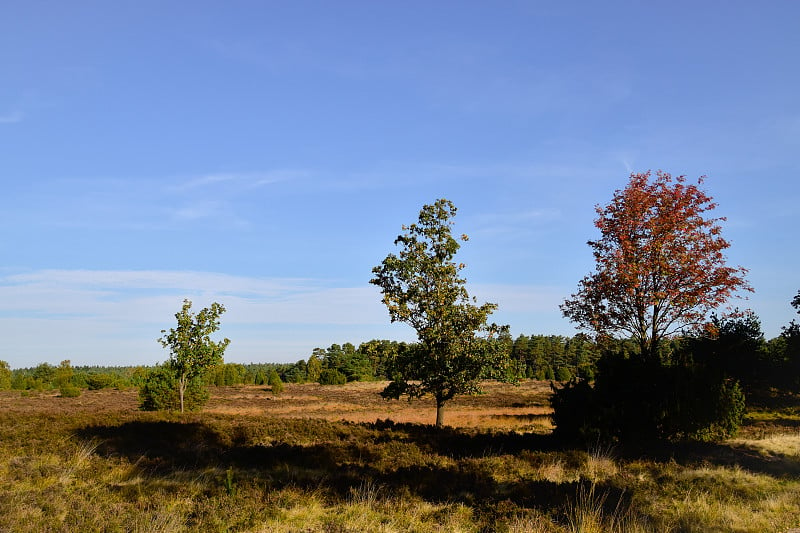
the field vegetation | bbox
[1,380,799,532]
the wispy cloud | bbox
[0,110,24,124]
[0,269,574,367]
[0,269,390,366]
[468,208,562,239]
[170,171,300,193]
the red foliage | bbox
[561,171,751,360]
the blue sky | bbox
[2,1,798,368]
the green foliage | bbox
[318,368,347,385]
[54,360,74,388]
[58,383,81,398]
[267,369,284,394]
[370,199,512,426]
[282,360,307,383]
[555,366,572,382]
[306,353,323,383]
[138,365,209,412]
[551,353,746,444]
[158,299,229,412]
[32,363,56,388]
[85,373,117,390]
[0,361,11,390]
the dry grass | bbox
[1,380,799,532]
[202,380,554,431]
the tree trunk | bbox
[435,400,445,428]
[178,375,186,413]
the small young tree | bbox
[54,359,74,388]
[561,171,751,361]
[0,361,12,390]
[371,199,511,427]
[158,299,230,413]
[267,369,284,394]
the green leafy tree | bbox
[370,199,511,427]
[158,299,230,413]
[54,359,74,388]
[32,362,56,389]
[306,353,323,383]
[55,359,80,397]
[0,361,12,390]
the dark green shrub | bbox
[138,365,209,411]
[555,367,572,382]
[59,384,81,398]
[551,353,746,444]
[318,369,347,385]
[32,363,56,388]
[550,378,601,444]
[85,373,117,390]
[268,369,284,394]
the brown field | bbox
[0,380,554,431]
[1,381,799,532]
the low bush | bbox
[552,354,746,444]
[268,369,284,394]
[59,384,82,398]
[138,365,209,411]
[85,373,117,390]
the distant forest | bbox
[3,309,798,397]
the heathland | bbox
[1,380,799,532]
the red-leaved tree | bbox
[561,171,751,361]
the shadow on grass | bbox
[76,415,797,521]
[76,418,634,519]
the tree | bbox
[370,199,510,427]
[32,362,56,389]
[561,171,751,361]
[306,353,323,383]
[158,299,230,413]
[54,359,74,388]
[0,361,11,390]
[268,369,284,394]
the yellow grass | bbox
[1,380,799,532]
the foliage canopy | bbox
[370,199,511,427]
[158,299,230,412]
[561,171,751,361]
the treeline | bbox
[0,361,298,392]
[0,334,598,391]
[2,312,797,398]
